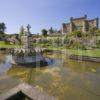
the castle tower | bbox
[82,20,87,32]
[94,18,99,28]
[70,17,74,32]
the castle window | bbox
[66,30,70,33]
[76,25,82,30]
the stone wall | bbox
[62,15,99,34]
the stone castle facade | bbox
[62,15,99,34]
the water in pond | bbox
[0,51,100,100]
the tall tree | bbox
[19,26,24,36]
[41,29,47,37]
[0,22,6,40]
[0,22,6,33]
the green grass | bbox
[32,42,100,57]
[1,40,99,57]
[0,41,22,48]
[67,49,100,57]
[47,47,100,57]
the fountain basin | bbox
[9,48,47,66]
[11,54,47,66]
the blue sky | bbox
[0,0,99,34]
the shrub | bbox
[53,37,63,47]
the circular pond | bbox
[0,51,100,100]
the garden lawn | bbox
[0,41,21,48]
[47,47,100,57]
[67,49,100,57]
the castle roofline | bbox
[88,18,99,22]
[62,23,70,25]
[66,23,70,25]
[70,15,87,21]
[88,19,95,22]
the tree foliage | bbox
[0,22,6,40]
[19,26,24,36]
[0,22,6,33]
[41,29,48,37]
[72,30,82,38]
[89,27,97,35]
[95,29,100,36]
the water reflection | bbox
[0,51,100,100]
[0,52,20,94]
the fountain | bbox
[9,25,47,66]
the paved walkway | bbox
[0,83,56,100]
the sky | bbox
[0,0,100,34]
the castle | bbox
[62,15,99,34]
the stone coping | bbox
[46,49,100,63]
[0,83,56,100]
[69,55,100,63]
